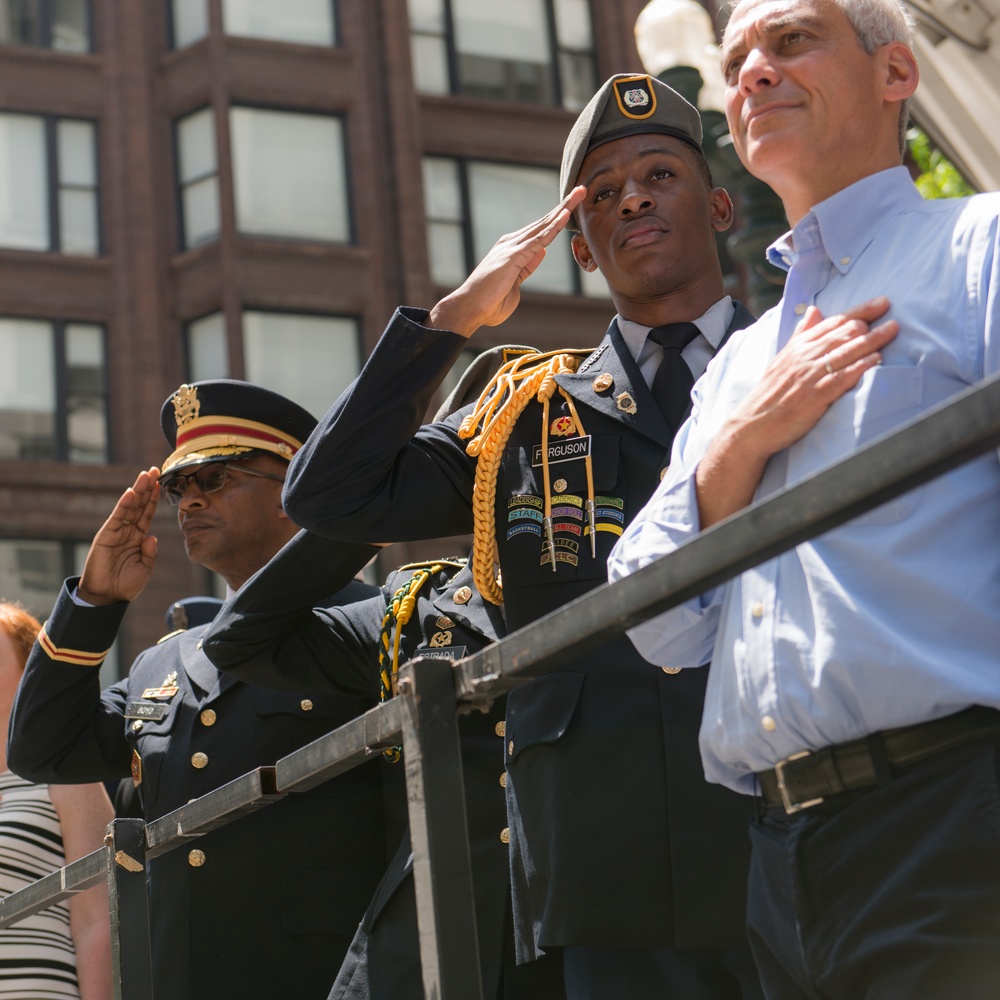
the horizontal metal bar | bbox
[275,697,404,793]
[144,768,283,859]
[455,369,1000,698]
[0,847,109,928]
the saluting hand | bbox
[428,185,587,338]
[77,468,161,606]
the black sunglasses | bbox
[161,461,285,506]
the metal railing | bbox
[3,370,1000,1000]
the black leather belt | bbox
[757,706,1000,814]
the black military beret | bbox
[159,379,317,477]
[559,73,704,205]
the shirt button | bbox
[188,849,207,867]
[495,721,506,738]
[199,709,216,727]
[499,772,507,788]
[500,827,510,844]
[300,699,314,712]
[839,256,851,266]
[794,303,807,316]
[191,752,209,769]
[762,716,777,732]
[661,666,682,675]
[751,602,764,620]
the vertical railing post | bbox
[106,818,153,1000]
[397,657,484,1000]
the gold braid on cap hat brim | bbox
[458,349,595,605]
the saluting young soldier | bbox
[202,350,567,1000]
[8,381,386,1000]
[280,76,764,999]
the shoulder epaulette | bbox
[156,628,186,645]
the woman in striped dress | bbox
[0,603,112,1000]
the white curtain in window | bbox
[0,114,48,251]
[452,0,549,62]
[230,108,349,242]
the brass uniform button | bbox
[131,720,143,732]
[659,467,669,481]
[454,586,472,605]
[751,602,764,620]
[592,372,613,393]
[495,721,506,738]
[553,478,568,493]
[500,827,510,844]
[499,772,507,788]
[200,709,217,727]
[188,849,207,867]
[762,716,777,732]
[661,666,682,675]
[300,699,314,712]
[191,752,209,769]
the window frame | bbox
[423,154,598,297]
[0,316,109,463]
[0,110,101,255]
[410,0,595,109]
[173,105,220,251]
[0,0,93,53]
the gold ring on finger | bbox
[823,356,835,376]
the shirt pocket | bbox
[788,365,924,525]
[498,433,623,586]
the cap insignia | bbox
[614,76,657,121]
[172,384,200,429]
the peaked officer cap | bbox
[559,73,704,210]
[159,379,317,477]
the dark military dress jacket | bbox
[7,576,386,1000]
[202,529,565,1000]
[282,305,758,963]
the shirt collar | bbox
[616,295,735,363]
[767,167,923,274]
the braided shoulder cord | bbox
[458,350,590,604]
[377,562,445,762]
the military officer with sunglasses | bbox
[8,379,387,1000]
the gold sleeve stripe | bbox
[38,626,109,666]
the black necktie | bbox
[647,322,700,440]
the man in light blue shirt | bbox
[610,0,1000,995]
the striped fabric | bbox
[0,772,80,998]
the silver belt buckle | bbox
[774,750,824,814]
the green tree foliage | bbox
[908,127,976,199]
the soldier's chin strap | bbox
[458,349,594,605]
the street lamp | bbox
[635,0,787,315]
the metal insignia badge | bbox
[429,630,453,647]
[436,616,454,629]
[550,415,575,437]
[592,373,613,393]
[616,392,637,414]
[172,384,200,428]
[131,749,142,787]
[623,87,650,108]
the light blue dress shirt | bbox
[608,168,1000,794]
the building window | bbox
[409,0,595,111]
[222,0,336,46]
[230,107,350,243]
[0,0,90,52]
[422,156,609,298]
[0,317,107,462]
[185,310,361,421]
[0,113,99,255]
[176,107,220,249]
[170,0,207,48]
